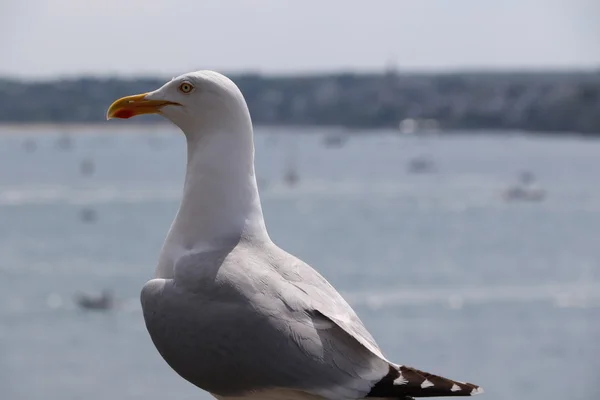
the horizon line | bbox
[1,65,599,82]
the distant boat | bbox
[56,134,73,151]
[80,158,95,176]
[398,118,440,135]
[79,208,97,223]
[283,139,300,187]
[322,133,347,148]
[407,156,436,174]
[503,186,546,202]
[74,290,115,311]
[284,165,299,186]
[503,171,546,202]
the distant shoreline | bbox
[1,71,599,135]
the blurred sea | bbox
[1,125,599,400]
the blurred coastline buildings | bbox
[0,69,599,135]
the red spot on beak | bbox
[114,109,135,119]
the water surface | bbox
[1,125,599,400]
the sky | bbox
[1,0,599,78]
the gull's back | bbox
[141,236,389,399]
[141,236,482,399]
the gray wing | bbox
[265,246,484,399]
[277,255,388,362]
[142,243,482,400]
[142,244,390,399]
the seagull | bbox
[106,71,483,400]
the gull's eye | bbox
[178,82,194,94]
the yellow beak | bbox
[106,93,180,120]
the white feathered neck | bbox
[154,103,269,278]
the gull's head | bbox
[106,70,252,136]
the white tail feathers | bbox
[366,365,483,398]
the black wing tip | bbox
[366,365,484,398]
